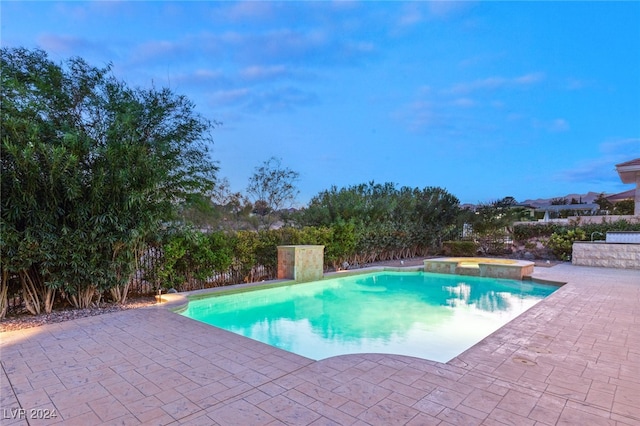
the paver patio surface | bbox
[1,263,639,425]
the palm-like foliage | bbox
[1,48,218,314]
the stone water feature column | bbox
[277,245,324,282]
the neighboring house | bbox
[514,203,537,220]
[615,158,640,216]
[605,189,635,204]
[536,204,599,222]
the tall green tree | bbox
[297,182,460,262]
[246,157,299,230]
[1,47,219,313]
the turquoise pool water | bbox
[181,271,558,362]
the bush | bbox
[442,241,478,257]
[513,223,561,241]
[156,228,233,291]
[545,229,587,261]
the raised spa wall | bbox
[424,258,535,280]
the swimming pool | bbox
[181,271,558,362]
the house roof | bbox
[606,189,635,202]
[616,158,640,168]
[616,158,640,184]
[535,203,599,213]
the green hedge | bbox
[442,241,478,257]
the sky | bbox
[2,1,639,206]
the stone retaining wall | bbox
[572,242,640,269]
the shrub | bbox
[513,223,561,241]
[442,241,478,257]
[545,229,587,260]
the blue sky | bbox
[2,1,639,205]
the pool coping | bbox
[1,263,639,424]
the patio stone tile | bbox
[460,388,502,414]
[455,403,487,421]
[612,400,640,420]
[388,366,425,386]
[242,389,272,405]
[437,407,483,425]
[412,397,445,416]
[422,386,466,410]
[11,387,53,409]
[153,388,184,405]
[136,407,177,425]
[307,400,358,425]
[125,395,164,414]
[409,378,438,393]
[48,381,110,409]
[257,394,322,424]
[282,388,316,407]
[337,400,367,417]
[378,378,428,403]
[161,396,202,420]
[57,410,101,426]
[215,382,255,402]
[258,382,287,397]
[176,412,220,425]
[487,407,536,426]
[405,412,442,425]
[332,378,392,407]
[557,405,616,425]
[87,395,130,422]
[495,388,538,417]
[293,371,342,392]
[294,381,349,408]
[586,387,614,410]
[358,397,419,425]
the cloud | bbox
[239,65,290,82]
[397,4,424,28]
[210,86,318,114]
[210,88,251,107]
[599,138,640,156]
[37,34,105,57]
[556,138,640,185]
[129,40,190,65]
[446,72,545,94]
[246,87,319,113]
[427,1,475,19]
[563,77,592,91]
[556,159,622,185]
[450,98,476,108]
[219,1,275,21]
[532,118,570,133]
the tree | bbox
[0,47,218,313]
[469,197,525,254]
[297,182,460,261]
[594,192,614,213]
[550,197,568,205]
[246,157,299,230]
[613,199,634,215]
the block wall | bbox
[572,243,640,269]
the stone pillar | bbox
[277,245,324,282]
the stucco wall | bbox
[572,242,640,269]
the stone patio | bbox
[1,263,639,425]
